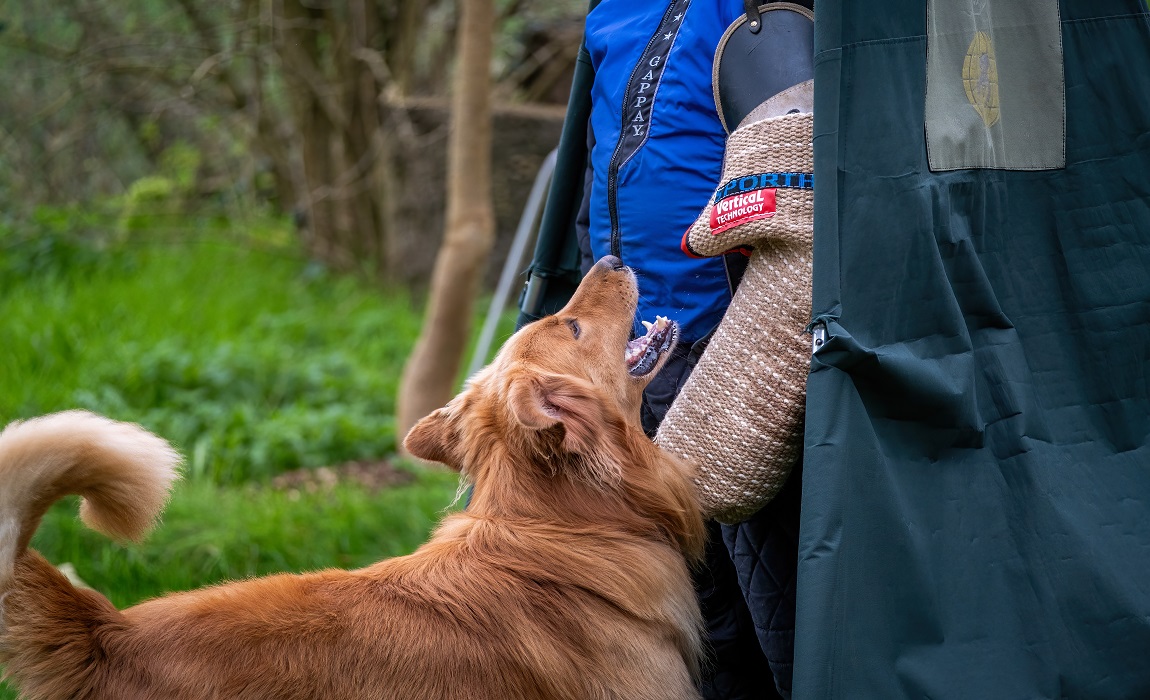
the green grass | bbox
[0,212,518,482]
[0,209,516,697]
[1,219,421,482]
[31,470,461,609]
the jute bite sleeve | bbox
[657,111,813,524]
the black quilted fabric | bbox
[643,349,795,700]
[722,462,802,699]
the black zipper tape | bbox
[606,0,692,259]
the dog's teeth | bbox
[642,320,654,332]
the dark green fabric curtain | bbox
[798,2,1150,697]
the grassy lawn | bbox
[0,211,511,696]
[1,219,421,482]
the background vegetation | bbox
[0,0,585,694]
[0,0,583,281]
[0,209,512,698]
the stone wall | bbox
[387,98,567,289]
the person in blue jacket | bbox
[574,1,809,697]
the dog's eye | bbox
[566,319,581,339]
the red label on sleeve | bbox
[710,188,776,235]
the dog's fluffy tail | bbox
[0,410,181,589]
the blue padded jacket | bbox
[583,0,743,343]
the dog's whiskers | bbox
[0,590,9,640]
[446,473,473,512]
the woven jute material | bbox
[657,111,813,524]
[682,112,814,258]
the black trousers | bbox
[642,340,798,700]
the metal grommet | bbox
[811,323,828,354]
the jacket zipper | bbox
[606,0,692,259]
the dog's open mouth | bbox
[625,316,679,377]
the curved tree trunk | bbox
[396,0,496,442]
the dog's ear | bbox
[403,408,459,470]
[508,373,627,481]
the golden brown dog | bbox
[0,255,706,700]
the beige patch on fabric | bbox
[926,0,1065,171]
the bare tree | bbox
[0,0,449,279]
[396,0,496,441]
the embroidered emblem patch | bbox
[962,31,999,128]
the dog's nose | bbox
[599,255,626,271]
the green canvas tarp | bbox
[520,0,1150,696]
[798,1,1150,698]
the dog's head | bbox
[405,256,701,557]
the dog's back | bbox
[0,412,702,699]
[0,258,706,699]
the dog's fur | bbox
[0,258,706,700]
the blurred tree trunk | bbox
[396,0,496,441]
[1,0,441,280]
[276,0,389,274]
